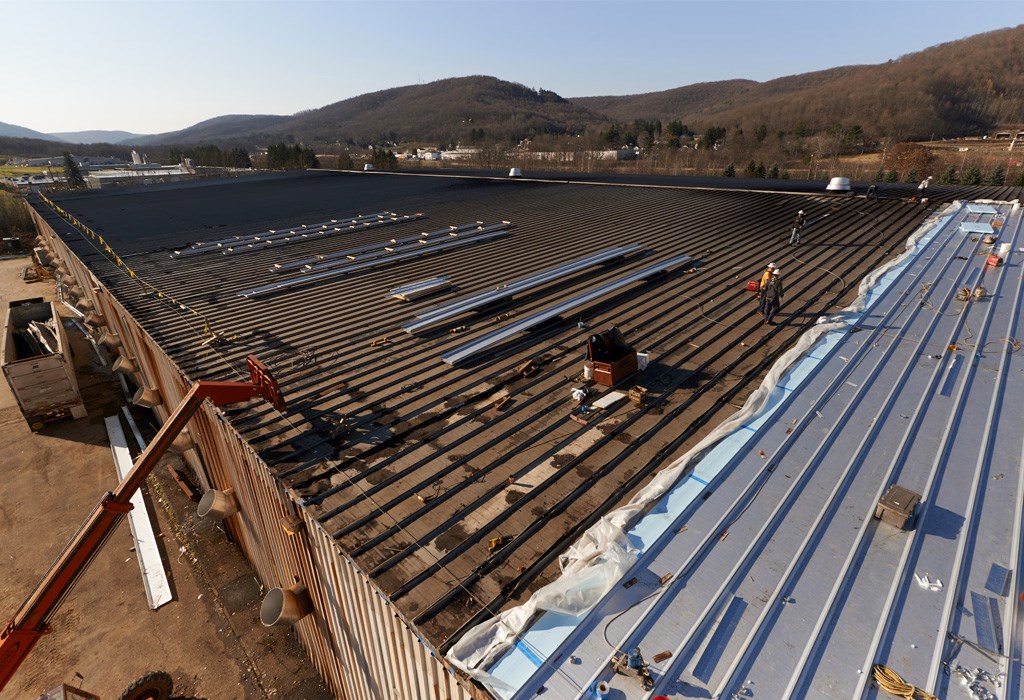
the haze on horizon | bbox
[4,0,1022,136]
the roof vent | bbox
[508,167,522,178]
[363,163,374,171]
[826,176,851,192]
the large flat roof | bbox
[34,171,1020,664]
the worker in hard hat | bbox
[757,262,777,310]
[762,268,784,326]
[789,210,806,245]
[917,176,932,202]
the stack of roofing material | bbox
[453,200,1024,700]
[403,244,647,333]
[275,221,486,272]
[238,226,513,298]
[171,211,424,257]
[387,277,453,301]
[441,253,692,365]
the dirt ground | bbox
[0,257,330,699]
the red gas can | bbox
[987,255,1003,267]
[746,280,760,292]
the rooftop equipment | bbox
[826,177,851,192]
[587,327,639,387]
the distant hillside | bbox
[49,129,147,144]
[141,77,604,147]
[0,121,64,142]
[571,67,864,124]
[569,28,1024,142]
[133,114,291,146]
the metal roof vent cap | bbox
[112,354,137,374]
[826,176,851,192]
[132,386,162,408]
[508,167,522,178]
[261,583,314,626]
[363,163,374,171]
[198,488,239,520]
[167,429,194,455]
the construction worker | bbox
[757,262,776,309]
[789,210,806,245]
[917,176,932,202]
[762,268,784,326]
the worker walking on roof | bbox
[757,262,776,310]
[789,210,806,245]
[762,268,784,326]
[917,176,932,202]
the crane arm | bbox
[0,356,284,689]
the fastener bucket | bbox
[261,583,314,626]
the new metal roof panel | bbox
[497,200,1023,700]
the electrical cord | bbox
[872,663,938,700]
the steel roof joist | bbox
[441,253,692,365]
[403,244,647,333]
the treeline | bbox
[168,144,251,168]
[0,190,34,244]
[266,143,319,170]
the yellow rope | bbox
[872,663,938,700]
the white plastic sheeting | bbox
[446,202,965,695]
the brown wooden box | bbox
[874,484,922,530]
[587,327,638,388]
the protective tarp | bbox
[446,202,962,694]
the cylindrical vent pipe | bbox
[167,429,194,455]
[98,332,121,350]
[112,354,137,374]
[260,583,314,626]
[76,297,96,312]
[132,386,162,408]
[197,488,239,520]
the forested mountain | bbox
[49,130,147,144]
[0,121,64,142]
[4,25,1022,157]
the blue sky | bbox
[3,0,1022,134]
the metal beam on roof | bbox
[403,245,647,333]
[237,228,512,298]
[441,253,692,365]
[172,212,424,258]
[274,222,485,272]
[173,212,395,255]
[388,277,452,301]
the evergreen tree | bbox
[938,165,959,184]
[1014,171,1024,187]
[962,165,982,185]
[62,152,85,189]
[873,168,886,182]
[724,163,736,177]
[905,168,918,184]
[768,164,780,179]
[744,160,758,177]
[755,161,767,178]
[885,170,900,183]
[987,164,1006,185]
[755,123,768,143]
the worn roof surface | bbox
[494,200,1024,699]
[34,171,1022,658]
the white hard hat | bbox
[767,262,776,269]
[798,210,805,215]
[772,268,781,275]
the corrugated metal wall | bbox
[30,207,475,700]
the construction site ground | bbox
[0,258,329,699]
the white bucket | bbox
[636,352,649,371]
[583,362,594,380]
